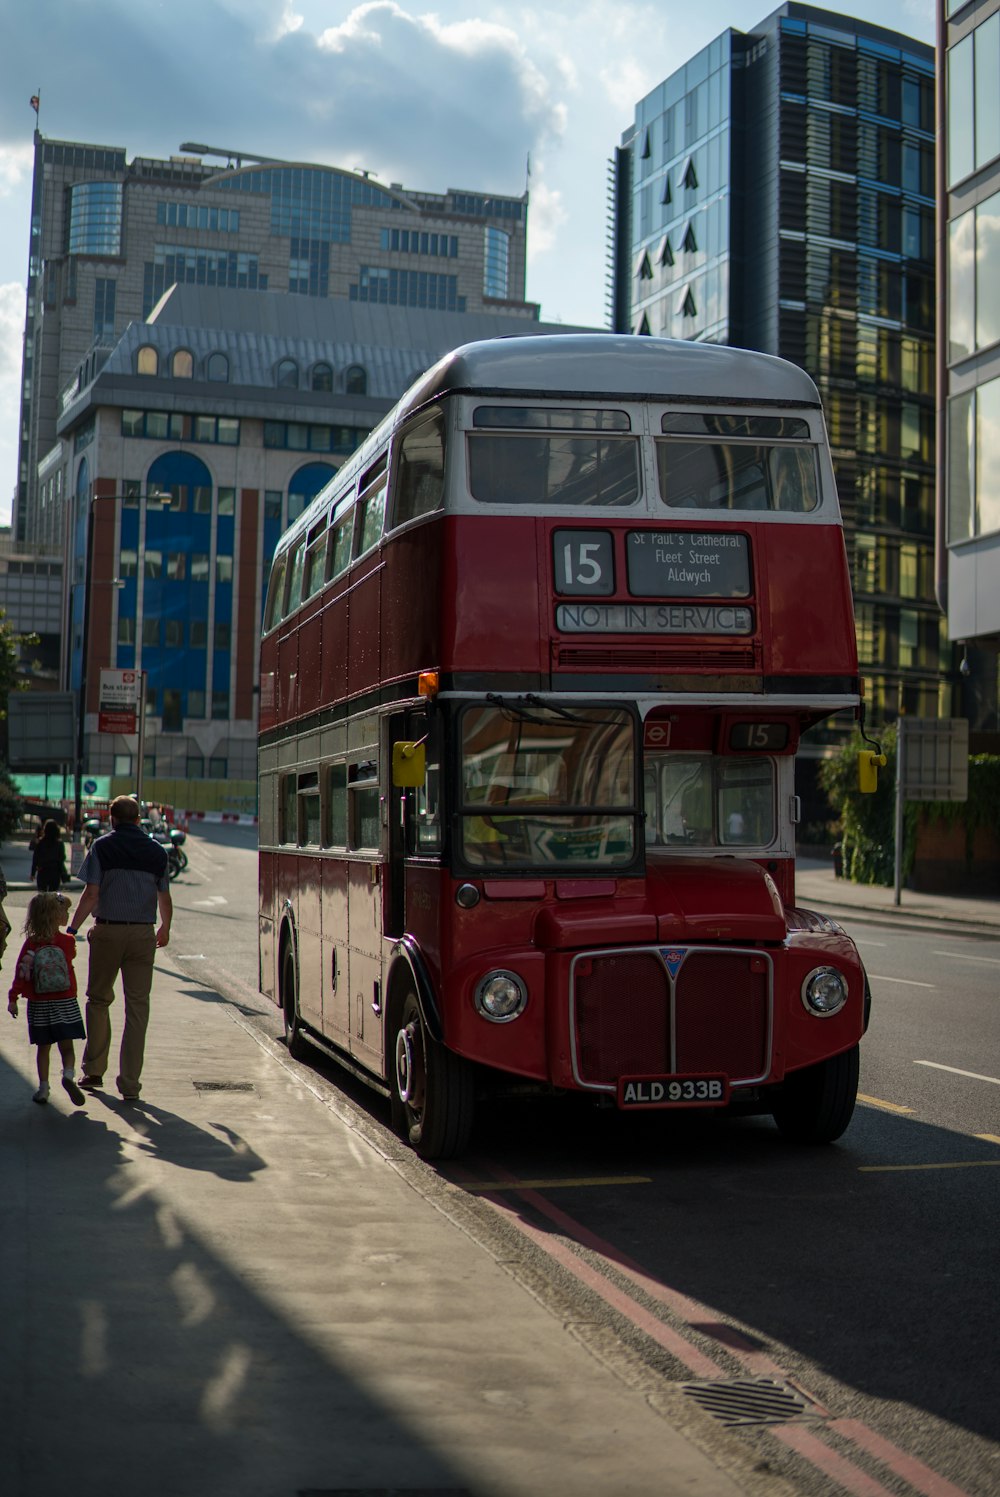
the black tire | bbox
[391,990,474,1160]
[771,1044,859,1144]
[281,943,310,1061]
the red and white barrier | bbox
[182,810,259,825]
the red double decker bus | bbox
[258,335,869,1158]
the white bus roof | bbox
[398,334,822,418]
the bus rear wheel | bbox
[281,943,310,1062]
[392,991,473,1160]
[771,1044,859,1144]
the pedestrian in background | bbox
[7,893,86,1107]
[30,818,68,892]
[66,795,172,1103]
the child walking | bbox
[7,893,86,1106]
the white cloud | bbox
[526,178,567,260]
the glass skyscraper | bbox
[611,3,948,728]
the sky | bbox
[0,0,935,528]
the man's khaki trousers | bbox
[81,923,157,1097]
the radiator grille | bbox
[574,954,670,1083]
[572,947,770,1088]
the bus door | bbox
[388,709,442,954]
[346,750,383,1074]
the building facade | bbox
[610,4,948,730]
[939,0,1000,733]
[18,134,533,551]
[56,289,590,814]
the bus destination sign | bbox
[626,530,751,598]
[556,601,753,635]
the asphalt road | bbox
[172,824,1000,1497]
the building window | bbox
[276,358,299,388]
[206,352,229,382]
[68,180,123,256]
[187,691,206,719]
[264,490,283,521]
[162,689,182,732]
[143,618,161,647]
[216,555,234,584]
[187,753,205,775]
[208,757,228,778]
[191,554,210,582]
[217,487,235,516]
[345,365,367,395]
[118,617,135,645]
[167,552,186,580]
[137,346,158,376]
[165,619,183,647]
[484,226,510,299]
[172,349,194,378]
[93,278,116,341]
[311,362,333,392]
[190,621,208,646]
[215,622,231,650]
[212,692,229,720]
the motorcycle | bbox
[168,827,188,872]
[146,821,182,880]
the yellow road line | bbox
[975,1133,1000,1145]
[458,1176,652,1192]
[860,1160,1000,1173]
[857,1092,915,1115]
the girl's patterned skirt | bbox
[27,997,85,1045]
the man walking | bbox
[67,796,172,1102]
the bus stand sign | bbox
[98,669,139,734]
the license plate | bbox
[617,1074,729,1109]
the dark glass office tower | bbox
[611,4,947,728]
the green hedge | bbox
[817,727,1000,886]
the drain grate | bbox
[682,1376,825,1427]
[192,1081,256,1092]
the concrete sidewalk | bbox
[0,924,748,1497]
[794,854,1000,934]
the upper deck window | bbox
[394,410,445,526]
[468,407,639,508]
[656,412,819,513]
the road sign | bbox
[98,669,139,734]
[898,717,969,802]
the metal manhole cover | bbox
[192,1081,256,1092]
[682,1376,825,1427]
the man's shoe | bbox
[32,1086,50,1105]
[79,1075,103,1090]
[119,1093,141,1103]
[62,1076,86,1106]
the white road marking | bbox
[869,974,936,988]
[915,1060,1000,1086]
[932,949,1000,966]
[854,939,887,947]
[193,896,228,907]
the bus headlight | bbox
[801,966,849,1017]
[475,970,528,1023]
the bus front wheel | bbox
[771,1044,859,1144]
[281,943,310,1062]
[392,991,473,1160]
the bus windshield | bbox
[643,754,775,849]
[459,703,637,869]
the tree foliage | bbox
[817,726,1000,885]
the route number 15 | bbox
[553,530,615,595]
